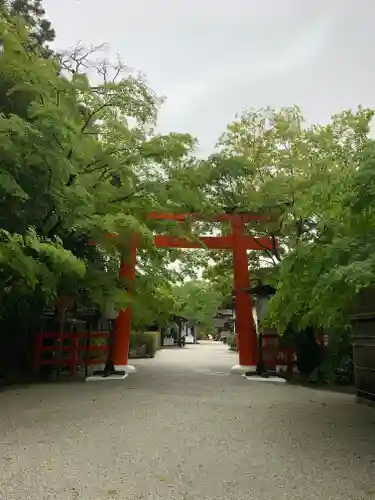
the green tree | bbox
[1,0,55,54]
[0,13,206,377]
[172,279,227,331]
[267,139,375,332]
[199,106,374,333]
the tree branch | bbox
[81,102,114,133]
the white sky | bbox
[44,0,375,154]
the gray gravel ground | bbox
[1,341,375,500]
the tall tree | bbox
[9,0,55,51]
[172,280,227,331]
[0,14,206,377]
[199,106,374,332]
[267,138,375,332]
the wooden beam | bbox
[147,211,265,222]
[154,234,274,250]
[95,232,276,251]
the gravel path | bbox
[1,341,375,500]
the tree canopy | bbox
[0,7,209,375]
[198,105,375,333]
[171,279,227,331]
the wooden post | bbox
[231,216,258,371]
[112,237,137,371]
[69,332,79,377]
[34,333,42,372]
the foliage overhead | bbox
[171,279,227,331]
[198,105,375,333]
[0,10,206,332]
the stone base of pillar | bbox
[115,364,137,374]
[85,364,136,382]
[86,373,128,382]
[244,375,286,383]
[231,364,256,374]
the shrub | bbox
[144,331,160,355]
[229,334,237,351]
[196,330,209,340]
[332,355,354,385]
[130,331,160,357]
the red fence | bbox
[262,332,297,374]
[276,347,298,373]
[34,331,110,377]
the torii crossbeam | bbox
[107,211,276,376]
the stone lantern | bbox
[248,283,276,376]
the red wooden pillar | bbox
[112,237,137,371]
[231,216,258,371]
[34,333,43,372]
[69,332,79,377]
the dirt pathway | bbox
[1,342,374,499]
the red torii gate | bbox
[108,211,275,375]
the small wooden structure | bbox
[350,289,375,404]
[160,316,193,347]
[250,283,297,374]
[181,320,197,344]
[213,306,234,339]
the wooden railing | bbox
[34,331,110,377]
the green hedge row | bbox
[129,331,160,357]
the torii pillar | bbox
[111,237,137,374]
[230,215,258,373]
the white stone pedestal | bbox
[230,364,257,374]
[244,375,286,383]
[85,364,136,382]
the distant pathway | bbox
[1,341,375,500]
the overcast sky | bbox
[44,0,375,154]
